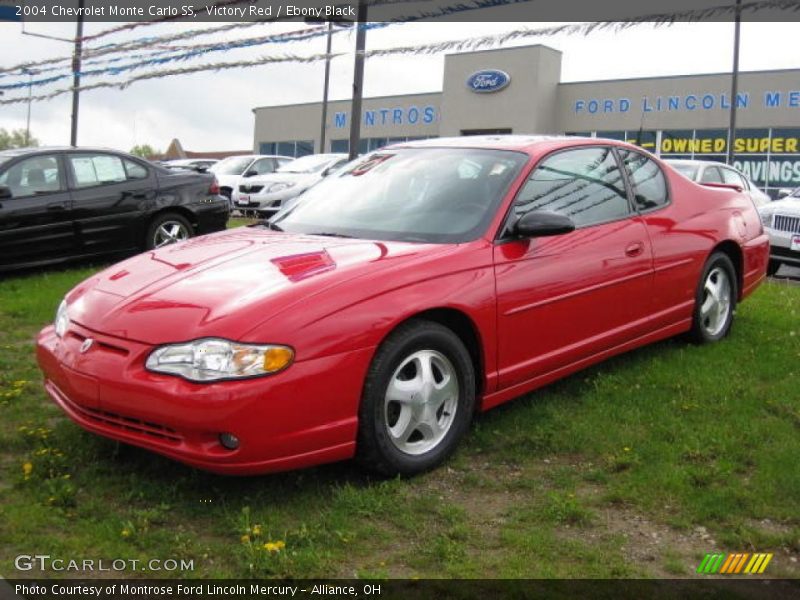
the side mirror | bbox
[514,211,575,238]
[778,188,793,199]
[0,185,11,200]
[243,170,258,178]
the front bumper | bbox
[36,323,373,475]
[765,227,800,267]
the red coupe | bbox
[36,136,769,476]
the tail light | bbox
[209,177,220,195]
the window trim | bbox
[615,147,673,216]
[0,152,67,200]
[494,143,636,242]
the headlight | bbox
[269,182,296,193]
[145,338,294,382]
[760,211,773,228]
[54,300,69,338]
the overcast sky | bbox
[0,18,798,152]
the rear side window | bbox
[69,154,127,188]
[700,166,723,184]
[619,150,669,211]
[124,159,148,180]
[512,146,630,228]
[721,168,746,189]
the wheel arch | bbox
[143,207,197,247]
[377,307,486,402]
[709,240,744,300]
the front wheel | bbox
[689,252,737,344]
[357,320,476,476]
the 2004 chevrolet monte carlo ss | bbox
[36,136,770,476]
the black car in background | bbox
[0,147,229,271]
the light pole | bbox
[22,68,34,146]
[726,0,742,166]
[348,0,368,161]
[70,0,85,147]
[305,18,352,154]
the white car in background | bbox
[759,187,800,276]
[666,159,771,207]
[162,158,218,172]
[233,153,349,216]
[210,154,293,202]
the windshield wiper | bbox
[261,220,283,231]
[309,231,353,238]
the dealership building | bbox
[252,44,800,196]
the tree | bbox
[0,128,39,150]
[130,144,159,159]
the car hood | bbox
[762,197,800,214]
[65,227,448,345]
[244,172,316,187]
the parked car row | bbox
[36,136,770,476]
[209,154,293,202]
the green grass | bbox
[0,247,798,578]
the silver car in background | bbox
[233,153,349,217]
[759,188,800,276]
[210,154,293,202]
[667,159,771,207]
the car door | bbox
[0,153,75,269]
[493,145,654,388]
[67,152,157,254]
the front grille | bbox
[57,385,182,443]
[773,214,800,234]
[239,185,264,193]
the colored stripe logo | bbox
[697,553,773,574]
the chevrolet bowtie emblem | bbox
[80,338,94,354]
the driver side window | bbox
[512,146,630,228]
[0,155,63,198]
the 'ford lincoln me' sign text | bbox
[466,70,511,93]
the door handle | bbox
[625,242,645,257]
[47,203,66,211]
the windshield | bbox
[277,155,338,174]
[211,157,253,175]
[272,148,528,243]
[669,163,698,180]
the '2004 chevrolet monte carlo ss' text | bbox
[36,136,769,476]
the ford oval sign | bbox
[466,69,510,93]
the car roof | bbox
[390,135,638,155]
[665,159,732,168]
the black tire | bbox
[767,259,782,277]
[144,212,193,250]
[688,252,738,344]
[357,319,476,477]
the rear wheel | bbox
[357,320,476,476]
[767,259,782,277]
[145,212,193,250]
[689,252,737,344]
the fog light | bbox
[219,432,239,450]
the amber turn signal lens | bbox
[263,346,294,372]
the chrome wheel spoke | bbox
[700,267,732,336]
[154,221,188,248]
[384,349,459,456]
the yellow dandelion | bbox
[62,474,71,480]
[13,380,27,387]
[22,462,32,477]
[240,534,250,544]
[121,529,131,538]
[251,525,262,536]
[263,540,285,553]
[623,447,631,452]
